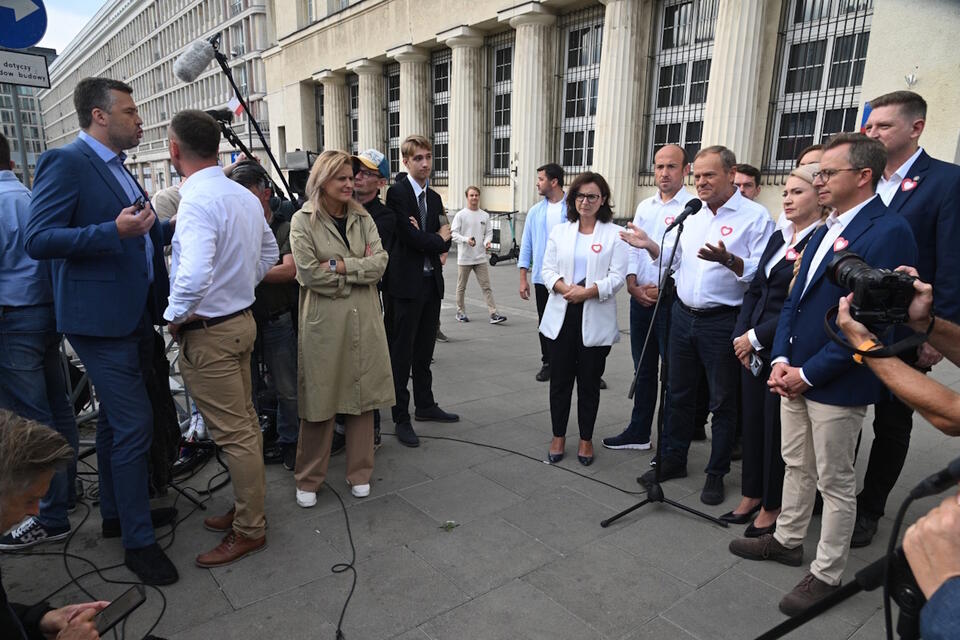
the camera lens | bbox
[826,251,870,290]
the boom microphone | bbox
[664,199,703,233]
[909,455,960,499]
[174,37,218,83]
[204,109,234,123]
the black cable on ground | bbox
[325,485,357,640]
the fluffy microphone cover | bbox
[174,40,216,83]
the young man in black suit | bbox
[384,135,457,447]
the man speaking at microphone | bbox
[164,110,278,568]
[622,145,773,505]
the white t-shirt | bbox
[546,200,565,230]
[573,231,594,284]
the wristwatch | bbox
[328,259,338,271]
[724,253,736,268]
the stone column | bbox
[593,0,646,217]
[347,58,385,153]
[315,70,349,151]
[499,3,557,214]
[387,45,432,142]
[701,0,766,161]
[438,26,484,212]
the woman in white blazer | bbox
[540,172,629,465]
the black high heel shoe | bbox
[548,437,565,464]
[719,502,762,525]
[744,520,776,538]
[577,440,594,466]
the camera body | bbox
[827,251,915,327]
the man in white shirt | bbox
[624,146,773,505]
[451,186,506,324]
[164,110,279,568]
[852,90,960,547]
[603,144,696,450]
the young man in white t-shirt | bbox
[451,186,506,324]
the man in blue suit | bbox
[729,133,918,617]
[24,78,178,585]
[852,91,960,547]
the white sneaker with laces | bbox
[351,484,371,498]
[296,488,317,508]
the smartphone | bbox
[94,584,146,634]
[133,196,146,212]
[749,353,763,378]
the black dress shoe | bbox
[103,507,179,539]
[535,365,551,382]
[744,521,776,538]
[638,457,687,485]
[851,514,879,548]
[125,542,179,586]
[700,474,725,505]
[414,405,460,423]
[719,502,761,524]
[395,422,420,447]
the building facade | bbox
[39,0,275,194]
[1,47,56,186]
[262,0,960,222]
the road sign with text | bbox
[0,48,50,88]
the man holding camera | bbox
[853,90,960,547]
[729,133,918,617]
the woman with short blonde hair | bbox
[290,150,394,504]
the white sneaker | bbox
[351,483,371,498]
[296,488,317,508]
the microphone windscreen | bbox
[174,40,216,83]
[685,198,703,213]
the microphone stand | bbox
[215,119,288,201]
[601,218,728,529]
[209,33,293,200]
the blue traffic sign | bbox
[0,0,47,49]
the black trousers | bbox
[390,276,441,424]
[740,365,784,509]
[549,302,610,441]
[535,283,551,365]
[857,393,914,519]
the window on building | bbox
[487,34,513,177]
[431,49,451,179]
[559,8,603,174]
[315,83,324,151]
[385,63,400,175]
[764,0,872,173]
[347,73,359,155]
[643,0,718,173]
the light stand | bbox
[210,33,293,200]
[601,219,728,529]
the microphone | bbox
[664,199,703,233]
[174,35,219,83]
[204,109,234,123]
[909,456,960,499]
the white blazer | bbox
[539,220,628,347]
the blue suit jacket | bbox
[886,150,960,323]
[24,138,171,337]
[771,197,918,406]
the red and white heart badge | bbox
[833,236,849,252]
[901,176,919,192]
[720,226,733,237]
[785,248,799,262]
[664,216,675,226]
[591,243,603,253]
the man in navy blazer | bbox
[730,134,918,617]
[24,78,178,585]
[852,91,960,546]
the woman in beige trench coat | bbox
[289,150,395,504]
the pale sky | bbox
[37,0,105,55]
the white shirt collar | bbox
[407,174,428,199]
[826,194,876,229]
[779,219,820,246]
[886,147,924,182]
[709,187,747,217]
[179,165,226,196]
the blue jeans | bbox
[624,298,671,443]
[0,304,78,530]
[663,302,740,477]
[68,316,156,549]
[254,312,299,445]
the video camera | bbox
[827,251,916,328]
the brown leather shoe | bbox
[195,531,266,568]
[203,507,235,532]
[728,533,803,567]
[779,572,840,616]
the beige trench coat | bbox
[290,201,395,421]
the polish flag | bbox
[227,95,244,116]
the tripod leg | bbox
[662,497,729,527]
[601,499,652,528]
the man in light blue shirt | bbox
[518,163,566,381]
[0,133,79,550]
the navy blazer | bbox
[733,229,814,351]
[24,138,171,337]
[384,178,451,300]
[886,150,960,323]
[771,197,918,406]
